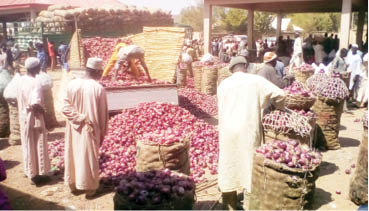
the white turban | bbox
[352,44,359,48]
[86,57,103,70]
[25,57,40,69]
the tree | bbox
[288,13,341,33]
[254,12,275,35]
[218,8,248,34]
[179,3,204,31]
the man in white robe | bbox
[289,32,303,72]
[15,57,51,185]
[217,56,286,210]
[346,44,363,98]
[62,58,108,199]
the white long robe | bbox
[62,78,108,191]
[16,75,50,178]
[217,72,285,193]
[346,51,363,90]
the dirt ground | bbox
[0,70,366,210]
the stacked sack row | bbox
[35,4,173,34]
[191,54,227,95]
[254,64,324,210]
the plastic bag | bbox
[0,69,12,94]
[200,53,215,64]
[3,73,20,100]
[36,72,53,90]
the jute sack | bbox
[312,99,343,150]
[217,66,232,87]
[201,66,218,95]
[135,139,190,175]
[249,153,320,210]
[8,104,20,145]
[349,127,368,206]
[294,70,314,84]
[43,89,59,130]
[176,67,187,88]
[0,99,9,138]
[193,64,202,91]
[114,182,194,210]
[264,130,311,146]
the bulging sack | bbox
[135,138,190,175]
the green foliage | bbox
[288,13,341,32]
[180,4,204,31]
[254,12,275,35]
[218,8,248,33]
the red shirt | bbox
[48,42,55,57]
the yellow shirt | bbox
[102,43,127,77]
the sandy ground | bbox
[0,70,366,210]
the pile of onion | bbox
[138,128,188,145]
[306,72,329,91]
[178,88,218,117]
[292,109,316,120]
[283,81,312,97]
[294,64,315,72]
[262,110,312,138]
[49,102,219,184]
[83,37,169,87]
[48,139,65,170]
[313,77,349,102]
[256,140,322,170]
[117,169,195,206]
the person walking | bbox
[36,43,48,72]
[217,56,286,210]
[62,58,108,199]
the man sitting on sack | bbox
[217,56,286,210]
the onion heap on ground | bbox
[256,139,322,170]
[83,37,168,87]
[262,110,312,138]
[49,102,219,184]
[178,88,218,117]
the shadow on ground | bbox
[319,161,339,177]
[0,184,66,210]
[0,138,10,151]
[340,137,361,148]
[48,132,64,143]
[339,125,347,131]
[3,160,20,170]
[310,187,333,210]
[194,200,222,210]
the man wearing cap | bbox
[218,56,285,210]
[62,57,109,199]
[103,44,152,82]
[257,52,291,89]
[14,57,51,186]
[289,32,303,72]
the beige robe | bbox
[62,78,108,190]
[16,75,50,178]
[217,72,285,193]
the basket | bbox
[285,94,316,110]
[201,66,218,95]
[294,70,314,84]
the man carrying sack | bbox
[103,44,152,82]
[217,56,286,210]
[62,58,109,199]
